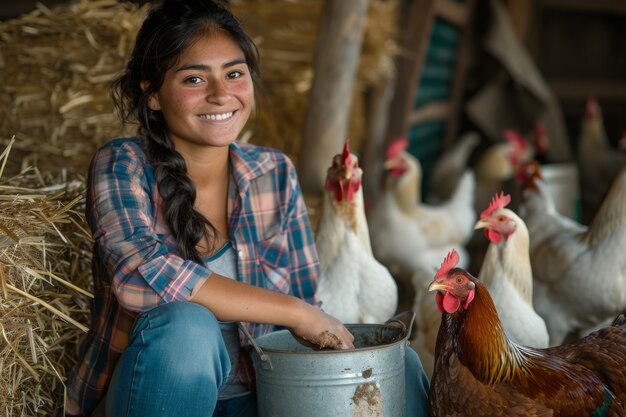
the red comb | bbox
[342,139,352,167]
[502,130,527,150]
[386,138,408,159]
[533,123,546,138]
[534,123,548,154]
[435,249,460,279]
[585,96,598,119]
[481,192,511,218]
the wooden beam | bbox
[409,101,451,125]
[540,0,626,15]
[385,0,438,143]
[442,0,477,150]
[361,77,395,202]
[548,78,626,101]
[298,0,369,193]
[435,0,468,27]
[507,0,535,42]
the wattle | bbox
[485,229,502,244]
[436,291,461,314]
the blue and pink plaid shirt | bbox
[66,137,320,416]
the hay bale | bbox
[0,0,148,176]
[0,138,92,416]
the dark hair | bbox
[111,0,260,264]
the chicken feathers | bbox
[519,161,626,345]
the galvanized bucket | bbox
[246,312,414,417]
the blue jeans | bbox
[94,302,429,417]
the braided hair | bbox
[111,0,260,264]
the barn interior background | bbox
[0,0,624,415]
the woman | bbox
[66,1,428,416]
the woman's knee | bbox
[129,301,230,383]
[137,300,218,333]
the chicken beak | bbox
[474,218,489,230]
[428,280,449,293]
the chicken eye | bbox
[498,216,505,222]
[456,277,463,284]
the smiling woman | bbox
[63,1,428,417]
[63,1,361,416]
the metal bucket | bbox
[246,312,414,417]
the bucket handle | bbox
[385,311,416,343]
[239,322,274,371]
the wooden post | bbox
[362,77,395,203]
[384,0,438,144]
[298,0,369,194]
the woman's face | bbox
[148,31,254,153]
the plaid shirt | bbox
[66,137,320,416]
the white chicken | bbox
[315,140,398,324]
[471,140,516,219]
[367,138,476,280]
[473,192,550,348]
[519,160,626,345]
[428,131,480,204]
[577,97,626,224]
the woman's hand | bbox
[289,303,355,350]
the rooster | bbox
[367,138,475,279]
[577,97,626,224]
[427,249,626,417]
[518,160,626,346]
[315,140,398,324]
[473,192,549,348]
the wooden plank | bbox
[548,78,626,101]
[298,0,369,193]
[409,101,451,124]
[442,0,477,150]
[361,77,395,202]
[507,0,536,42]
[435,0,468,27]
[385,0,438,143]
[540,0,626,15]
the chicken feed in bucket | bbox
[246,313,413,417]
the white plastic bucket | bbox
[541,163,581,221]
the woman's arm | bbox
[190,274,354,349]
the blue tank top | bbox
[204,243,250,400]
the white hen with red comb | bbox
[474,192,549,348]
[315,140,398,324]
[368,138,475,282]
